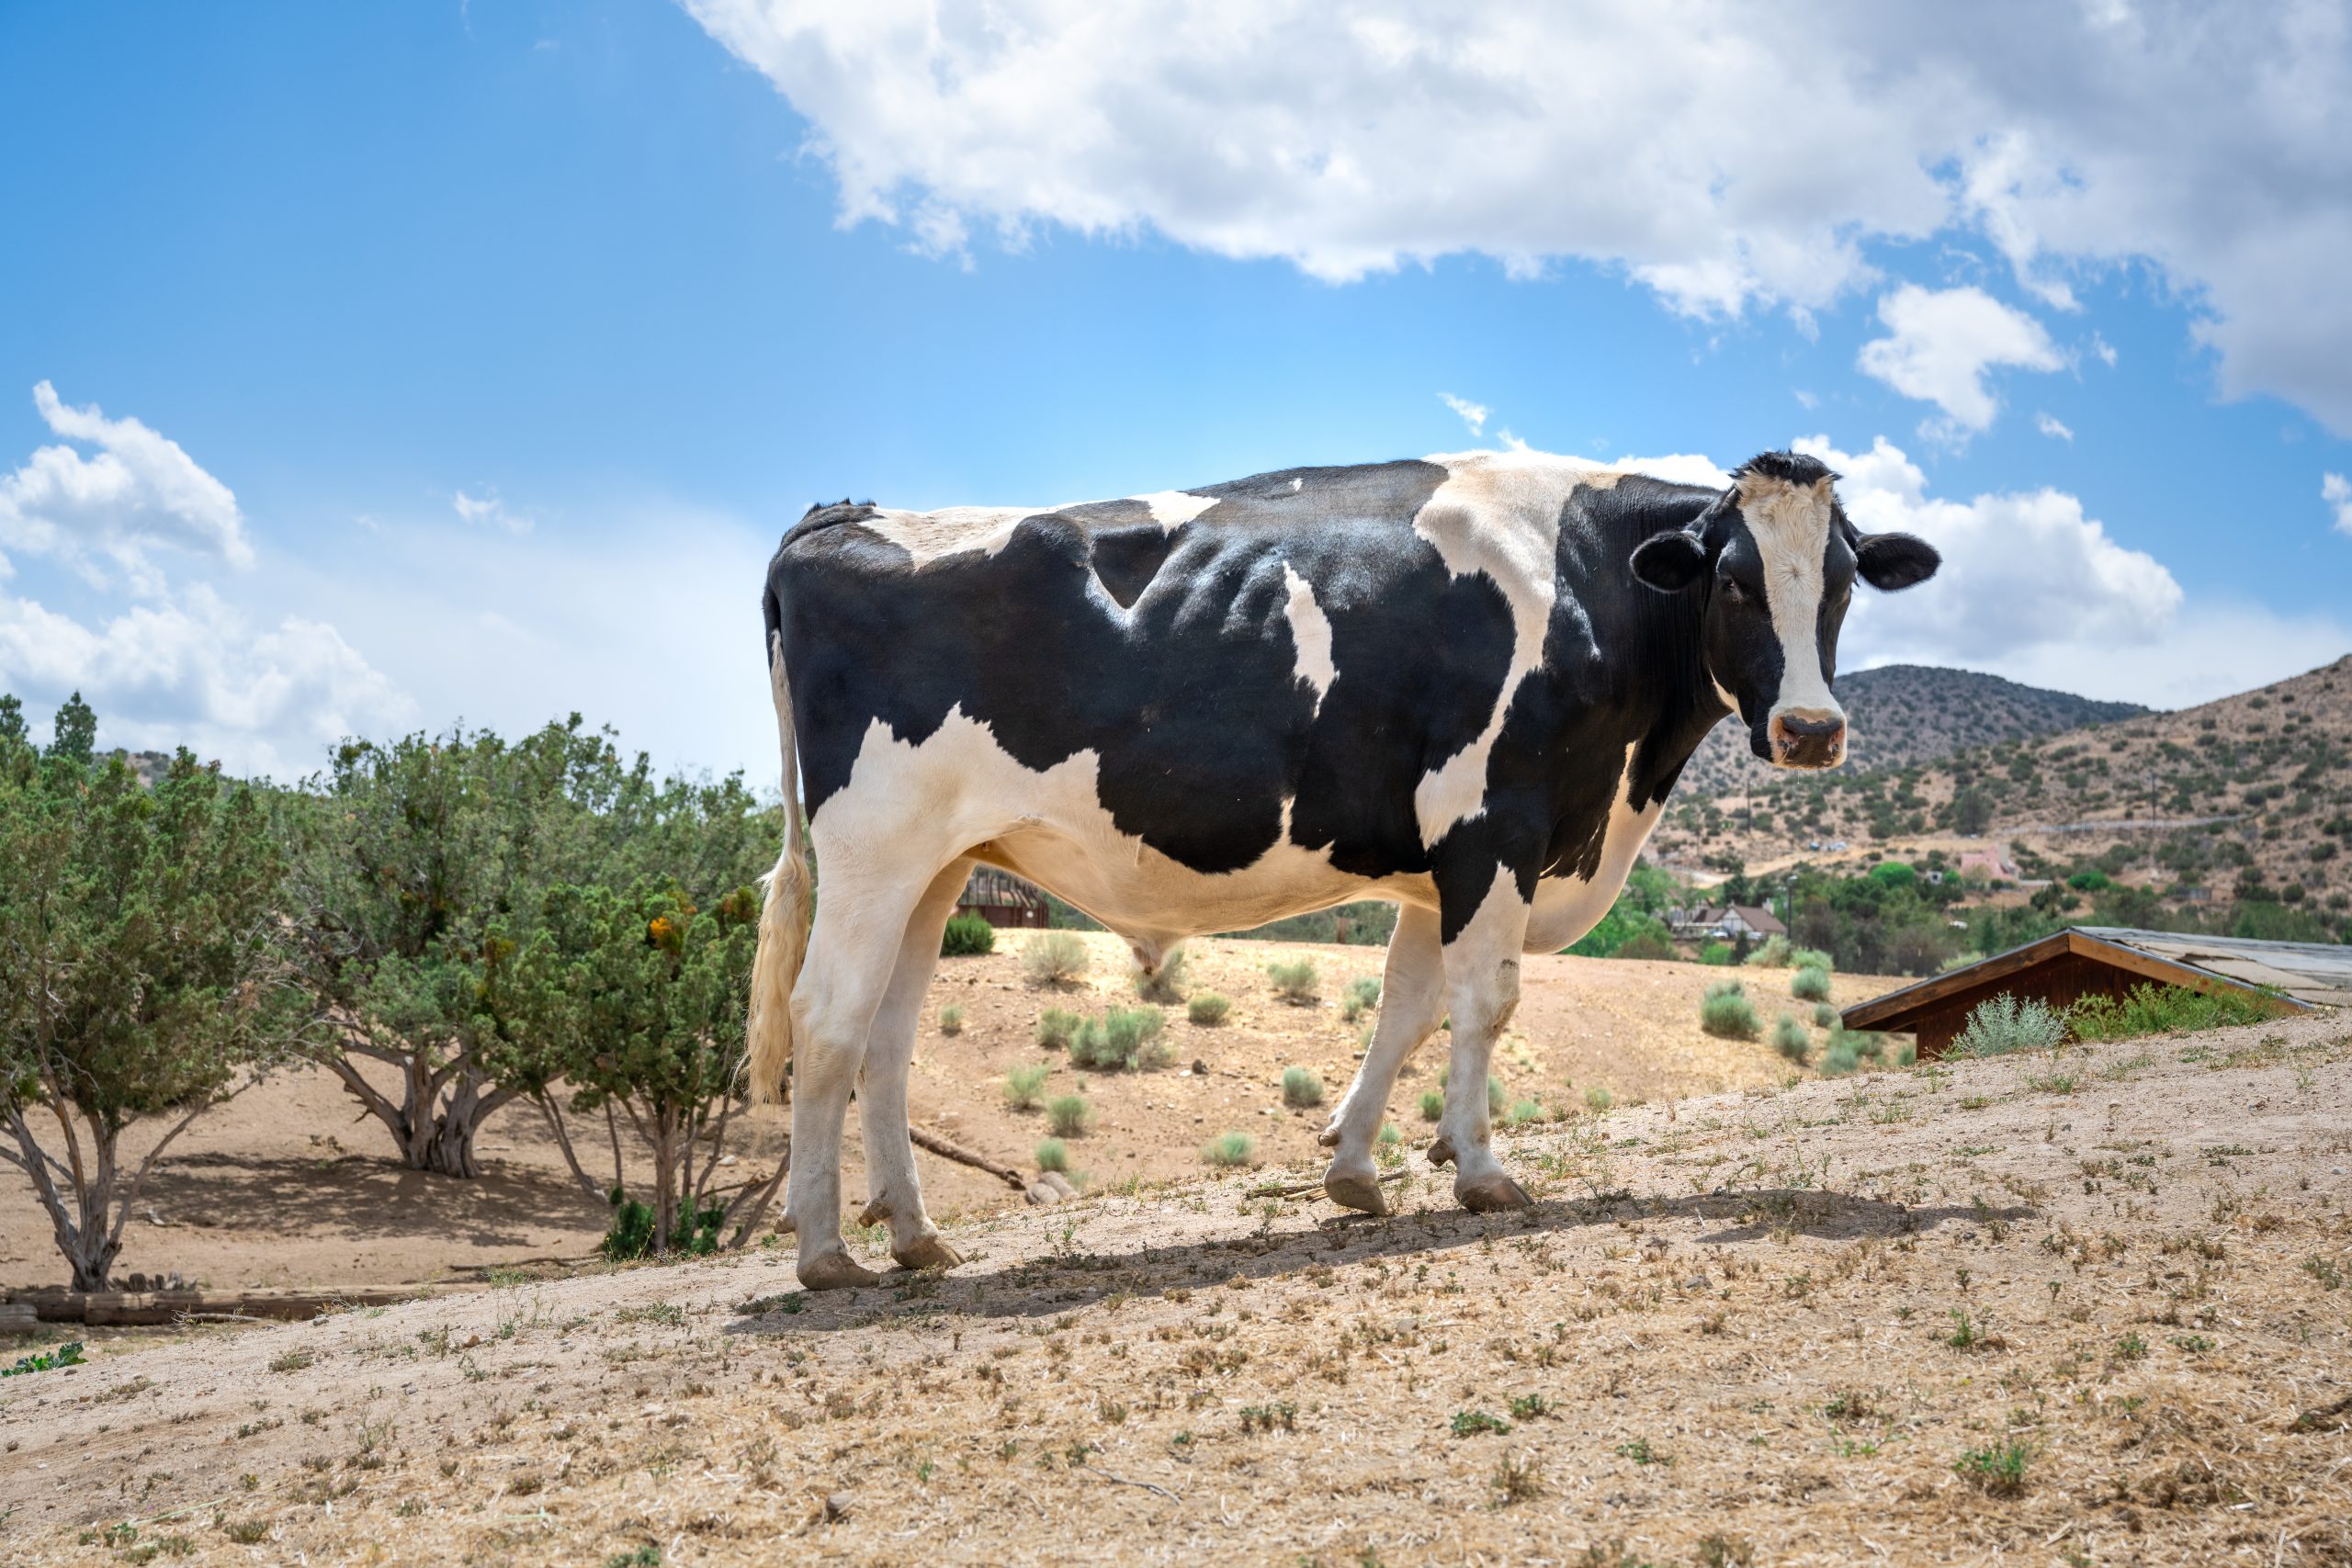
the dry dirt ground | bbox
[1,933,1892,1295]
[5,1007,2349,1564]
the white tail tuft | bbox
[747,625,810,1105]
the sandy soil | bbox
[1,932,1895,1296]
[3,1005,2346,1564]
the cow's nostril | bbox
[1777,716,1843,740]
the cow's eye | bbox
[1719,578,1747,603]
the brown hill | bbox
[1655,653,2352,930]
[1676,663,2150,802]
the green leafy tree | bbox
[492,873,775,1255]
[0,710,303,1290]
[283,717,655,1177]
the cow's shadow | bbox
[724,1187,2029,1337]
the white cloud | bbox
[1855,285,2064,436]
[2326,471,2352,536]
[2091,333,2119,368]
[682,2,2352,433]
[0,386,408,776]
[1437,392,1488,436]
[1800,433,2179,666]
[452,487,534,534]
[2036,412,2074,441]
[0,382,253,592]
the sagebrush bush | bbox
[1745,934,1792,968]
[2068,982,2278,1042]
[939,911,996,957]
[1583,1084,1614,1112]
[1046,1094,1091,1137]
[938,1005,965,1037]
[1266,959,1320,1004]
[1002,1063,1049,1110]
[1340,976,1382,1022]
[1035,1009,1082,1051]
[1791,964,1833,1002]
[1951,994,2067,1057]
[1700,980,1760,1040]
[1023,931,1091,987]
[1419,1089,1444,1122]
[1791,947,1833,972]
[1281,1066,1324,1109]
[1503,1097,1544,1130]
[1201,1131,1255,1168]
[1186,992,1232,1026]
[1070,1006,1170,1070]
[1035,1138,1070,1173]
[1770,1012,1811,1065]
[1812,1001,1838,1029]
[1820,1034,1862,1077]
[1133,945,1188,1003]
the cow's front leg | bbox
[1319,904,1444,1214]
[1428,866,1534,1212]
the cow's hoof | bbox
[857,1197,894,1226]
[1324,1170,1388,1216]
[797,1251,882,1292]
[892,1234,964,1271]
[1456,1174,1533,1213]
[1427,1134,1456,1168]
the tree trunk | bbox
[5,1103,122,1292]
[326,1047,514,1178]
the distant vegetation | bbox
[940,911,997,956]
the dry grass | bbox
[3,1010,2347,1563]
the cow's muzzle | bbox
[1769,707,1846,769]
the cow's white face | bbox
[1630,451,1939,769]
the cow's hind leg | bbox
[1430,867,1535,1213]
[785,866,935,1291]
[855,856,975,1271]
[1318,904,1444,1215]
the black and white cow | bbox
[749,448,1939,1289]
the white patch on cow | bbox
[1523,742,1667,953]
[1131,490,1216,528]
[857,505,1041,567]
[1736,469,1842,723]
[1407,451,1599,848]
[1280,562,1336,713]
[809,706,1429,951]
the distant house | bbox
[1955,847,2019,883]
[1839,926,2345,1059]
[1670,904,1786,942]
[956,867,1051,930]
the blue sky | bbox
[3,1,2348,780]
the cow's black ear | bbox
[1631,531,1709,592]
[1855,531,1940,591]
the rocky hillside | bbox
[1656,654,2352,928]
[1677,663,2150,801]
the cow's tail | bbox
[747,587,810,1107]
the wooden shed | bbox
[1839,926,2348,1060]
[956,866,1052,930]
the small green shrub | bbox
[1418,1089,1444,1122]
[1070,1007,1170,1071]
[1951,994,2066,1057]
[1450,1409,1511,1437]
[1201,1131,1255,1168]
[1035,1138,1070,1173]
[1791,947,1833,972]
[1953,1439,2030,1496]
[1186,992,1232,1025]
[1023,931,1091,987]
[1745,934,1792,968]
[1046,1094,1091,1137]
[939,912,996,956]
[1700,980,1759,1040]
[1791,964,1832,1002]
[1700,941,1736,965]
[938,1004,965,1037]
[1503,1097,1544,1129]
[1035,1009,1083,1051]
[1281,1066,1325,1108]
[1133,945,1188,1003]
[1340,976,1382,1022]
[1812,1001,1838,1029]
[2068,982,2278,1042]
[1770,1012,1811,1065]
[1003,1063,1050,1110]
[1819,1034,1862,1077]
[1614,931,1679,962]
[1583,1084,1613,1112]
[1266,959,1320,1004]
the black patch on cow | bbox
[1060,499,1179,609]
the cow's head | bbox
[1630,451,1939,768]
